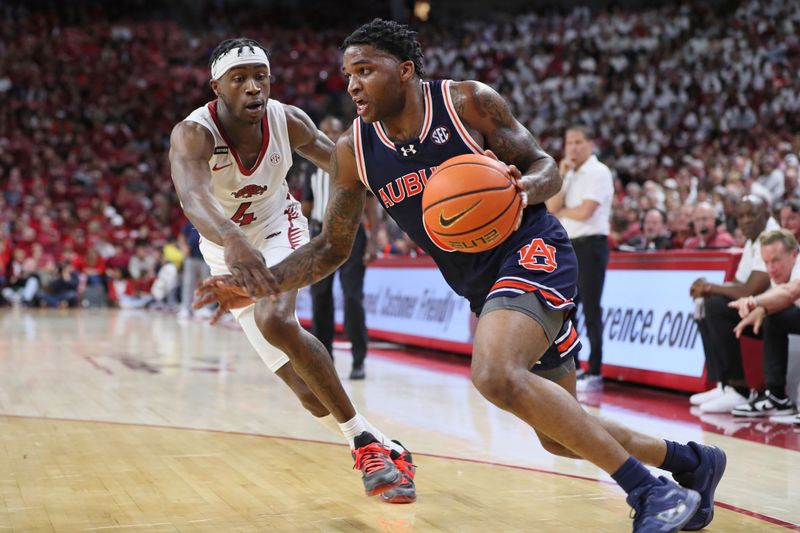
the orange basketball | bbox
[422,153,522,253]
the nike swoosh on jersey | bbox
[212,162,233,171]
[439,200,482,228]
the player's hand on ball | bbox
[194,275,255,324]
[483,149,526,230]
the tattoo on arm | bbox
[472,86,508,126]
[470,84,561,204]
[270,129,364,291]
[452,86,466,117]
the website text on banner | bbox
[574,269,726,380]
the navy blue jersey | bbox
[354,79,581,363]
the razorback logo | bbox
[518,238,558,272]
[284,204,302,249]
[231,184,268,199]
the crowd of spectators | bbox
[1,0,799,309]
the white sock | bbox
[338,413,370,448]
[337,414,405,454]
[362,417,405,454]
[315,414,342,438]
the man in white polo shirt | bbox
[547,125,614,391]
[729,229,800,421]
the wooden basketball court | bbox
[0,309,797,531]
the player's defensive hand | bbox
[193,275,255,325]
[223,234,280,298]
[483,149,527,230]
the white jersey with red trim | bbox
[183,99,299,244]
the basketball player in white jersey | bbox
[168,38,414,501]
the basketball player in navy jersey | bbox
[170,37,413,502]
[195,23,726,528]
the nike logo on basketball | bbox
[439,200,481,228]
[212,162,233,171]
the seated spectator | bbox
[118,275,155,309]
[683,202,736,249]
[755,157,785,206]
[779,199,800,242]
[105,267,129,308]
[688,196,777,413]
[128,241,158,279]
[721,191,741,235]
[39,262,79,308]
[622,208,672,251]
[83,248,107,287]
[149,243,183,308]
[1,258,41,307]
[618,208,643,245]
[784,165,799,199]
[668,205,695,249]
[731,272,800,425]
[0,231,10,287]
[726,229,799,418]
[80,247,109,307]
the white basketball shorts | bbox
[199,206,310,372]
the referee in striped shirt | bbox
[302,116,378,380]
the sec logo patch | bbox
[431,126,450,145]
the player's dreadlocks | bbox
[342,19,425,78]
[209,38,269,68]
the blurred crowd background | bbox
[1,0,799,309]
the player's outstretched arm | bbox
[451,81,561,205]
[169,121,274,298]
[195,127,367,307]
[284,104,335,174]
[271,128,366,291]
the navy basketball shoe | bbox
[627,477,701,532]
[672,442,727,530]
[381,441,417,504]
[352,432,403,496]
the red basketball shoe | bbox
[352,432,402,496]
[381,441,417,504]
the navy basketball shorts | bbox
[480,233,582,380]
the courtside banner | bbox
[296,267,474,348]
[297,252,741,390]
[575,269,727,377]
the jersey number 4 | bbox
[518,238,558,272]
[231,202,257,226]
